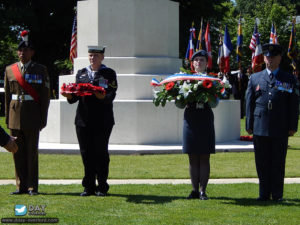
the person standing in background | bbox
[5,31,50,195]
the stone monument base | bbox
[40,99,240,145]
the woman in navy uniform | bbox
[183,50,216,200]
[62,46,117,196]
[246,44,299,201]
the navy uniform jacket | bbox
[68,65,118,128]
[246,69,299,137]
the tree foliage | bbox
[233,0,299,72]
[0,0,77,95]
[0,0,299,95]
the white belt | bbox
[12,94,34,101]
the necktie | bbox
[269,72,274,80]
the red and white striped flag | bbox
[249,22,263,73]
[205,22,212,70]
[249,23,258,52]
[70,14,77,64]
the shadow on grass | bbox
[287,147,300,151]
[109,193,186,204]
[210,196,300,206]
[41,192,185,204]
[41,192,82,197]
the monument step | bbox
[34,140,253,155]
[39,100,240,145]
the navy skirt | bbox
[182,105,216,154]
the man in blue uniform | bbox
[246,43,299,201]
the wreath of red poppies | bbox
[61,83,106,96]
[240,135,253,141]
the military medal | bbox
[275,80,293,93]
[99,78,108,88]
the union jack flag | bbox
[70,14,77,64]
[269,22,278,44]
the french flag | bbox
[185,25,196,60]
[205,22,212,70]
[223,25,233,73]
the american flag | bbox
[249,22,263,73]
[269,22,278,44]
[70,14,77,64]
[249,22,258,52]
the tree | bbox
[171,0,233,71]
[236,0,299,72]
[0,0,78,97]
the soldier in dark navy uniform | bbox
[246,43,299,201]
[62,46,117,197]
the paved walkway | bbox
[1,178,300,185]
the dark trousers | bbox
[76,125,113,193]
[11,129,40,192]
[253,135,288,199]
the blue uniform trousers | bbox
[76,125,113,193]
[253,135,288,200]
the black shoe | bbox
[272,197,284,202]
[200,192,208,200]
[10,190,27,195]
[95,191,107,197]
[80,191,94,196]
[187,191,200,199]
[28,190,39,196]
[256,197,269,201]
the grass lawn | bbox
[1,150,300,179]
[1,184,300,225]
[1,118,300,224]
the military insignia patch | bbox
[256,84,260,91]
[109,80,118,88]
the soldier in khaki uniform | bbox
[4,31,50,195]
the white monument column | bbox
[40,0,240,146]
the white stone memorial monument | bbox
[39,0,240,150]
